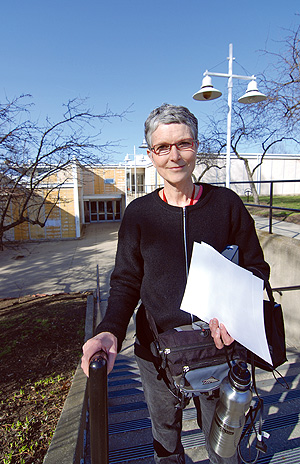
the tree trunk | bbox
[243,158,260,204]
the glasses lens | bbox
[153,144,170,155]
[176,140,194,150]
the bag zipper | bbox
[160,341,214,356]
[182,357,228,372]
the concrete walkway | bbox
[0,222,119,299]
[253,215,300,240]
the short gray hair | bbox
[144,103,198,148]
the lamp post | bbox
[139,138,159,191]
[124,154,130,206]
[193,44,267,188]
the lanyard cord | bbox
[162,184,196,205]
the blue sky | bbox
[1,1,299,163]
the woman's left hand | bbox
[209,318,234,349]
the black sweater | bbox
[96,184,270,349]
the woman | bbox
[81,103,270,463]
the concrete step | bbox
[105,345,300,464]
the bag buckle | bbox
[159,348,171,369]
[192,321,210,337]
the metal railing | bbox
[89,265,109,464]
[216,179,300,234]
[272,285,300,296]
[89,351,109,464]
[243,180,300,234]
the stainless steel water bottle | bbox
[209,360,252,458]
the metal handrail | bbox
[272,285,300,296]
[89,266,109,464]
[89,351,109,464]
[221,179,300,234]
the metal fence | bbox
[229,179,300,234]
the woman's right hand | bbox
[81,331,118,376]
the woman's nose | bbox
[169,145,181,161]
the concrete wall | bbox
[257,231,300,348]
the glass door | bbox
[85,200,122,222]
[90,201,98,222]
[98,201,105,221]
[106,201,113,221]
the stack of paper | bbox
[180,242,271,365]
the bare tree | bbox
[260,22,300,130]
[193,125,226,182]
[0,95,125,250]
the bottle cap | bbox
[230,360,251,389]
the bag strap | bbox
[238,352,267,463]
[265,280,275,306]
[135,306,187,404]
[144,307,160,339]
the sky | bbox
[1,0,299,163]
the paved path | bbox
[253,215,300,240]
[0,223,119,299]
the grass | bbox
[0,293,88,464]
[241,194,300,209]
[241,194,300,222]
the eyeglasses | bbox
[150,138,197,156]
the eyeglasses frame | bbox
[149,138,198,156]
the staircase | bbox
[99,319,300,464]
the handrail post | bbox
[269,181,274,234]
[89,351,109,464]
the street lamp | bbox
[139,138,148,149]
[193,43,267,188]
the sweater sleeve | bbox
[95,202,143,350]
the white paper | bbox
[180,242,272,365]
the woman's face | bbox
[147,123,198,188]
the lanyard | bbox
[163,184,196,205]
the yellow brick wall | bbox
[94,168,105,194]
[30,223,46,240]
[82,166,126,195]
[82,168,94,195]
[115,169,125,192]
[12,199,30,241]
[44,191,61,239]
[14,221,30,241]
[59,188,76,238]
[43,166,73,184]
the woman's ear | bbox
[147,150,156,167]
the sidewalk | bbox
[253,215,300,240]
[0,222,119,299]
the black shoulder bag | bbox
[135,305,245,407]
[246,280,287,372]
